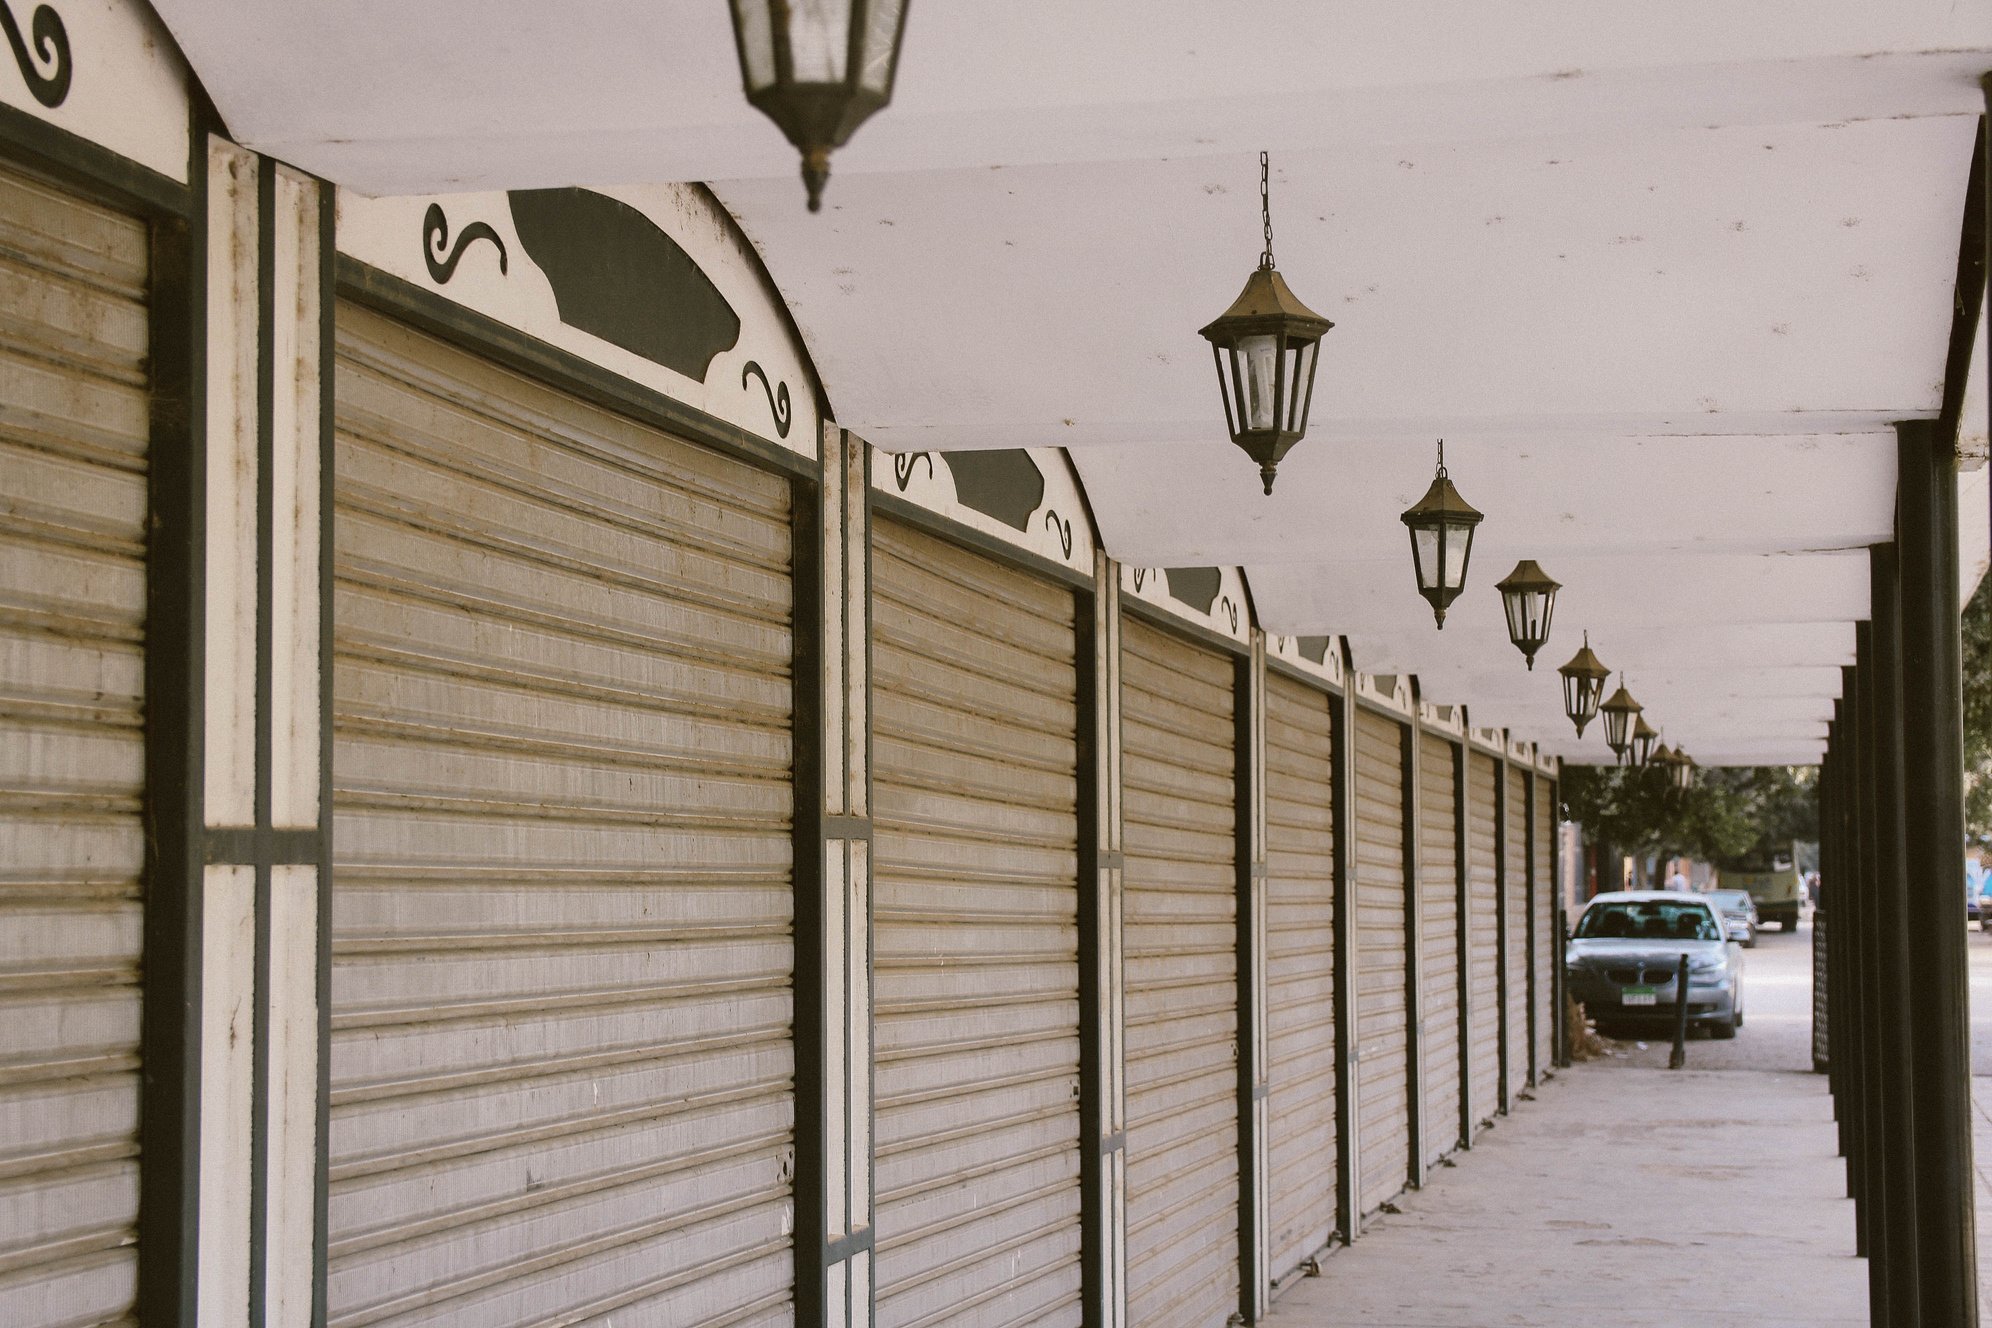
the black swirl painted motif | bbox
[893,452,934,492]
[0,1,69,108]
[741,361,792,439]
[423,203,509,285]
[1043,510,1073,560]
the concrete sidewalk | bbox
[1268,1064,1865,1327]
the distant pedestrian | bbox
[1665,867,1688,892]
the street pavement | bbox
[1595,910,1817,1072]
[1266,907,1866,1325]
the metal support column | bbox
[1871,547,1922,1328]
[1897,421,1981,1325]
[1400,715,1425,1192]
[1493,753,1511,1114]
[1452,743,1474,1143]
[1235,636,1272,1322]
[1330,665,1359,1242]
[1838,680,1871,1253]
[797,427,877,1328]
[1852,639,1888,1304]
[1524,771,1539,1088]
[1822,724,1853,1166]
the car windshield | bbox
[1575,900,1721,941]
[1709,891,1751,911]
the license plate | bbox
[1621,987,1658,1006]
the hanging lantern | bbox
[728,0,910,212]
[1599,675,1643,761]
[1557,633,1609,738]
[1652,743,1693,790]
[1494,559,1560,669]
[1630,715,1659,767]
[1199,152,1334,495]
[1399,439,1484,628]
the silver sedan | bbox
[1564,891,1744,1039]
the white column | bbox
[195,136,328,1328]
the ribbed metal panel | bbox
[872,520,1083,1328]
[329,304,796,1328]
[1504,766,1529,1104]
[1416,733,1458,1166]
[1122,617,1239,1328]
[1263,673,1336,1282]
[1534,780,1556,1082]
[1465,754,1500,1126]
[0,166,149,1328]
[1812,907,1829,1069]
[1352,709,1408,1218]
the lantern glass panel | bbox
[787,0,853,81]
[1602,707,1634,752]
[1290,339,1317,430]
[1241,334,1280,430]
[1413,526,1439,590]
[734,0,776,89]
[1442,522,1475,589]
[860,0,903,92]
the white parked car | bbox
[1563,891,1745,1039]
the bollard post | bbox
[1668,953,1689,1070]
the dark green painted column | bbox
[1897,421,1981,1326]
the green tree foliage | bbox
[1965,576,1992,838]
[1561,762,1816,865]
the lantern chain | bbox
[1260,150,1274,268]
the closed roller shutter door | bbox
[1534,781,1555,1083]
[1123,617,1238,1328]
[1352,709,1408,1218]
[1263,673,1336,1283]
[872,520,1083,1328]
[0,167,148,1328]
[1465,754,1499,1127]
[329,304,796,1328]
[1812,908,1829,1069]
[1504,766,1529,1105]
[1416,733,1458,1167]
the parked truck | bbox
[1713,853,1804,932]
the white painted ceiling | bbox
[152,0,1992,764]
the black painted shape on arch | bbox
[506,187,740,380]
[1164,566,1221,614]
[0,2,70,109]
[1298,635,1331,665]
[939,449,1045,531]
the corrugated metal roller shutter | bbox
[872,519,1083,1328]
[329,303,796,1328]
[1416,733,1458,1167]
[1122,617,1239,1328]
[1263,673,1336,1283]
[1812,909,1829,1069]
[1352,709,1408,1219]
[1465,754,1500,1127]
[1534,780,1556,1082]
[1504,766,1530,1104]
[0,166,149,1328]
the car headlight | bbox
[1688,953,1726,974]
